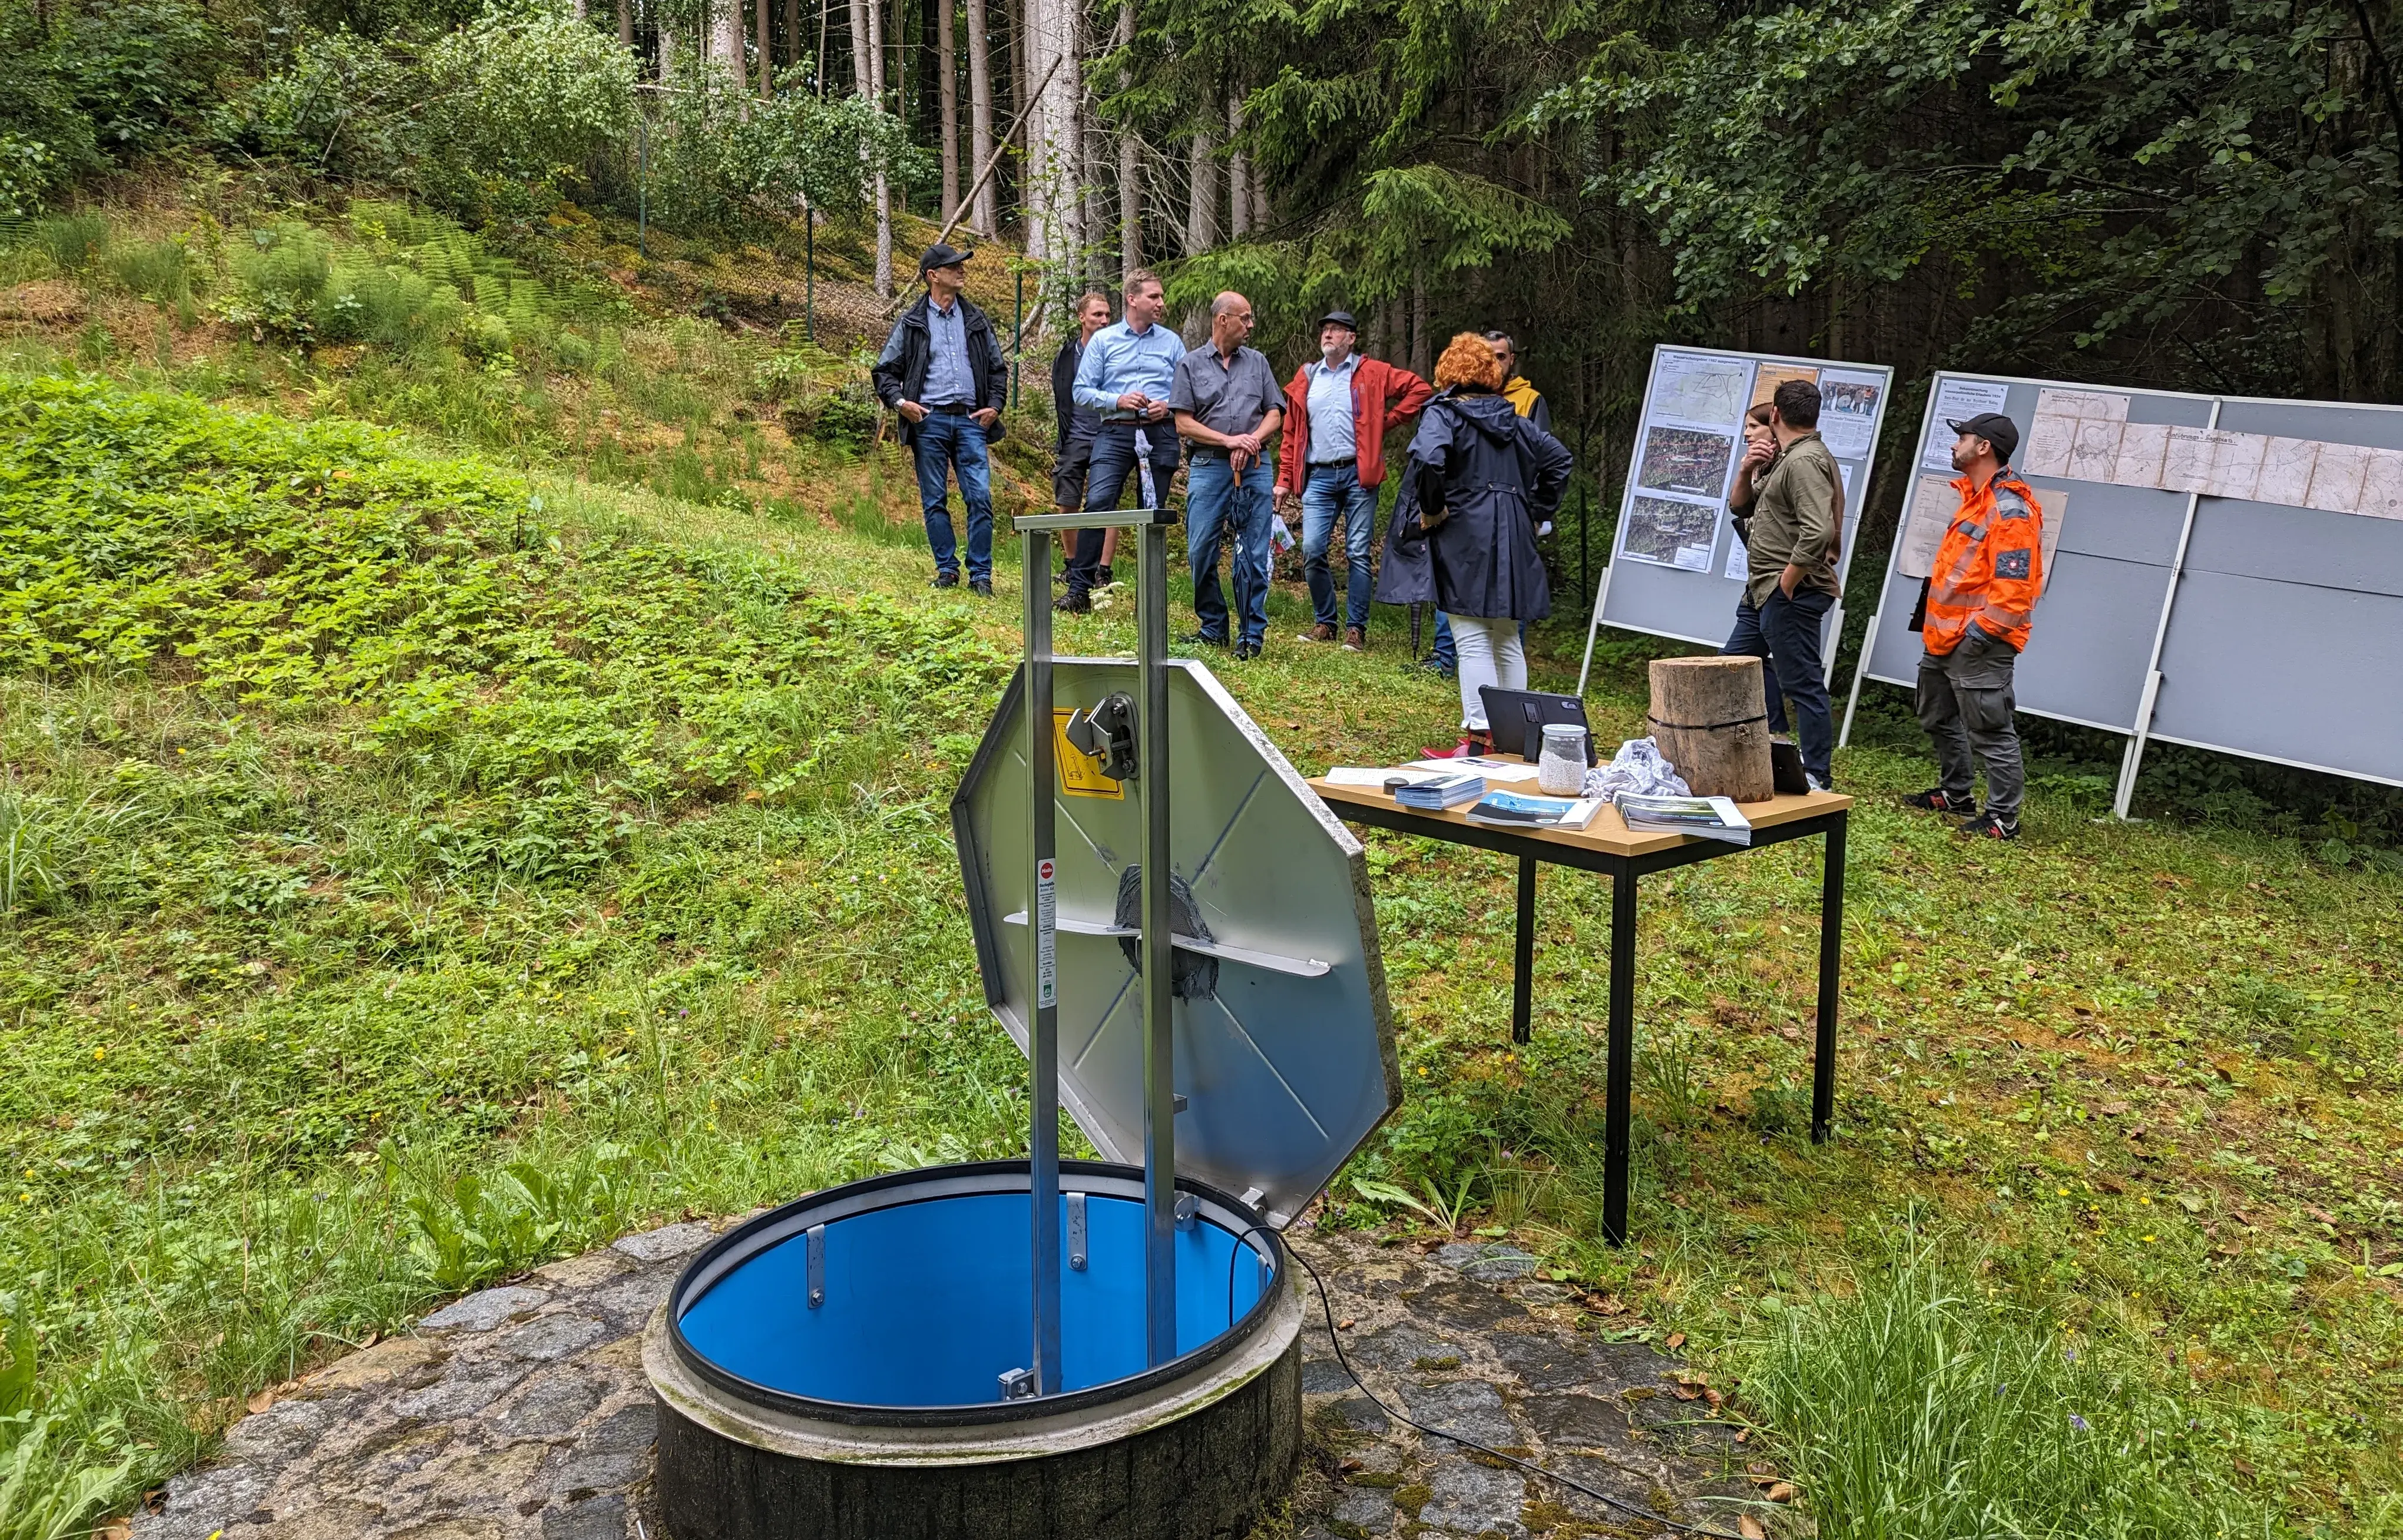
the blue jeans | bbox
[911,412,994,581]
[1302,464,1378,629]
[1186,453,1274,646]
[1070,422,1180,598]
[1724,587,1835,782]
[1429,611,1456,670]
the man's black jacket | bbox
[871,293,1009,447]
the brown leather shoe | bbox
[1343,625,1366,652]
[1298,621,1338,643]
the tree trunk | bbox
[966,0,996,232]
[1408,267,1429,380]
[939,0,961,220]
[870,0,892,295]
[713,0,743,73]
[1115,0,1139,285]
[618,0,633,49]
[849,0,872,105]
[1225,93,1248,240]
[1647,656,1775,803]
[659,21,676,81]
[782,0,799,71]
[1184,130,1217,254]
[572,0,586,22]
[1011,0,1033,234]
[757,0,773,93]
[1250,158,1267,234]
[1026,0,1082,278]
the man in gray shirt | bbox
[1169,292,1283,658]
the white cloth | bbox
[1583,737,1690,800]
[1451,614,1525,731]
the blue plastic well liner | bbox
[678,1192,1269,1406]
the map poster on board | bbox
[1651,352,1752,429]
[1624,496,1720,571]
[1898,475,1957,578]
[1923,379,2013,471]
[1819,370,1884,459]
[1637,425,1737,498]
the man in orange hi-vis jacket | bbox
[1905,410,2044,840]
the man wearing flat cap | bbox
[1274,310,1431,651]
[873,243,1008,595]
[1905,410,2045,840]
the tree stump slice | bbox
[1647,656,1775,802]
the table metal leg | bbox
[1813,813,1846,1144]
[1603,868,1637,1246]
[1511,855,1535,1045]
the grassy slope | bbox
[2,194,2399,1536]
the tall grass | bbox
[1741,1234,2269,1540]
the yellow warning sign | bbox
[1052,710,1126,799]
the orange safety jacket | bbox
[1924,469,2044,655]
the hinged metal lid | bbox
[953,659,1400,1227]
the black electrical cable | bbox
[1279,1241,1757,1540]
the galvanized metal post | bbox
[804,205,815,347]
[1011,269,1024,410]
[1024,528,1063,1395]
[1137,518,1177,1367]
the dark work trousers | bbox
[1752,587,1835,783]
[1068,421,1180,600]
[1916,628,2025,823]
[1720,598,1792,738]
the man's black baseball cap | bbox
[1318,310,1360,333]
[1947,412,2020,463]
[919,242,973,276]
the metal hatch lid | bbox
[951,657,1402,1228]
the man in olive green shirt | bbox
[1722,378,1841,787]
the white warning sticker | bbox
[1035,858,1057,1009]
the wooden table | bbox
[1307,778,1852,1243]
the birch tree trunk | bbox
[939,0,961,220]
[713,0,743,72]
[1115,0,1139,285]
[1025,0,1083,280]
[869,0,892,296]
[1224,93,1248,240]
[1184,129,1217,254]
[966,0,996,232]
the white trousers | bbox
[1452,614,1525,731]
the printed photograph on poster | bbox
[1650,352,1753,428]
[1637,425,1736,497]
[1922,378,2013,471]
[2255,437,2319,506]
[1898,475,1958,578]
[2306,441,2370,513]
[2359,448,2403,519]
[1750,363,1820,411]
[1818,370,1884,459]
[1623,495,1721,570]
[2033,387,2130,422]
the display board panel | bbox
[2146,397,2403,786]
[1855,374,2213,734]
[1847,375,2403,795]
[1587,346,1895,660]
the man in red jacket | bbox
[1275,310,1432,651]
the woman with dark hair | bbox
[1376,333,1574,757]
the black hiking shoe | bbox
[1957,810,2020,840]
[1054,591,1092,614]
[930,570,960,589]
[1902,788,1958,813]
[969,578,994,597]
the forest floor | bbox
[2,183,2400,1539]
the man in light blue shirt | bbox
[1058,269,1185,611]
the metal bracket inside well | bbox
[998,1366,1038,1400]
[1066,1192,1088,1271]
[805,1223,826,1308]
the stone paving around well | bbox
[128,1219,1795,1540]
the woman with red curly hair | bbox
[1376,333,1573,756]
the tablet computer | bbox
[1479,687,1598,765]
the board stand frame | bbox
[1014,505,1181,1376]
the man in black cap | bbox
[873,243,1008,595]
[1906,411,2045,839]
[1273,310,1431,650]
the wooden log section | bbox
[1648,655,1775,802]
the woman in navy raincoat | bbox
[1376,333,1573,756]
